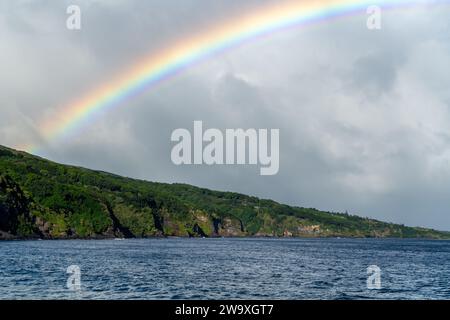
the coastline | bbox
[2,234,450,241]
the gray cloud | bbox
[1,0,450,230]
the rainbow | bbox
[21,0,444,153]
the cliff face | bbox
[1,144,449,240]
[0,175,38,238]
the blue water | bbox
[0,238,449,300]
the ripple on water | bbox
[0,238,449,299]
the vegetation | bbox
[1,144,449,239]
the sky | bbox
[1,0,450,230]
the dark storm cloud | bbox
[1,1,450,230]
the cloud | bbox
[1,0,450,230]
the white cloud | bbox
[1,1,450,229]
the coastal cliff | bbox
[1,145,449,240]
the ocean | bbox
[0,238,449,299]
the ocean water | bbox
[0,238,449,300]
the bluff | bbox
[1,145,449,239]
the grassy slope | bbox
[1,144,449,239]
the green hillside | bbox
[0,145,449,239]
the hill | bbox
[0,144,449,239]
